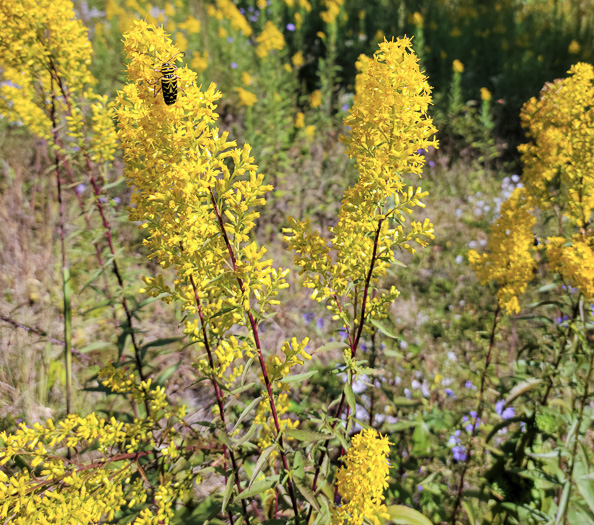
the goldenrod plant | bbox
[0,6,436,523]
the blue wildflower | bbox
[452,445,467,462]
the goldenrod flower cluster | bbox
[321,0,345,24]
[547,235,594,301]
[332,429,392,525]
[0,413,183,523]
[286,38,437,324]
[474,63,594,312]
[116,21,288,382]
[469,188,536,315]
[0,0,116,161]
[256,21,287,58]
[519,63,594,229]
[209,0,253,38]
[236,86,258,107]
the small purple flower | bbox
[341,104,349,111]
[556,315,569,325]
[465,380,475,390]
[417,485,424,492]
[302,312,314,324]
[495,400,515,419]
[404,388,412,399]
[239,7,245,14]
[231,62,238,69]
[452,445,467,462]
[75,183,86,195]
[360,342,367,351]
[286,23,296,31]
[112,197,121,205]
[316,317,325,330]
[416,148,425,154]
[98,196,107,203]
[227,36,234,43]
[338,326,348,339]
[445,388,456,398]
[428,160,436,168]
[249,15,258,22]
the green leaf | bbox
[411,423,430,456]
[293,451,304,480]
[391,397,424,408]
[315,341,348,353]
[240,357,255,387]
[537,283,558,293]
[370,319,399,339]
[231,382,255,396]
[210,306,239,320]
[384,421,418,432]
[102,176,125,191]
[555,481,571,524]
[345,383,356,413]
[232,422,257,448]
[156,361,181,385]
[284,429,331,442]
[237,475,280,500]
[249,446,275,488]
[462,501,476,525]
[140,337,184,350]
[279,371,317,383]
[295,478,321,513]
[221,472,235,514]
[505,378,542,404]
[383,348,404,359]
[386,505,433,525]
[232,396,262,434]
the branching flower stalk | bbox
[285,38,438,521]
[207,186,301,522]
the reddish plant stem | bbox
[49,64,151,417]
[208,188,301,524]
[307,218,385,518]
[450,304,500,525]
[187,267,251,524]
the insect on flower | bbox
[147,51,185,105]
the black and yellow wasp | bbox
[147,51,185,105]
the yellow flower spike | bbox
[519,62,594,228]
[452,59,464,73]
[256,21,286,58]
[480,87,492,101]
[331,429,392,525]
[469,188,537,315]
